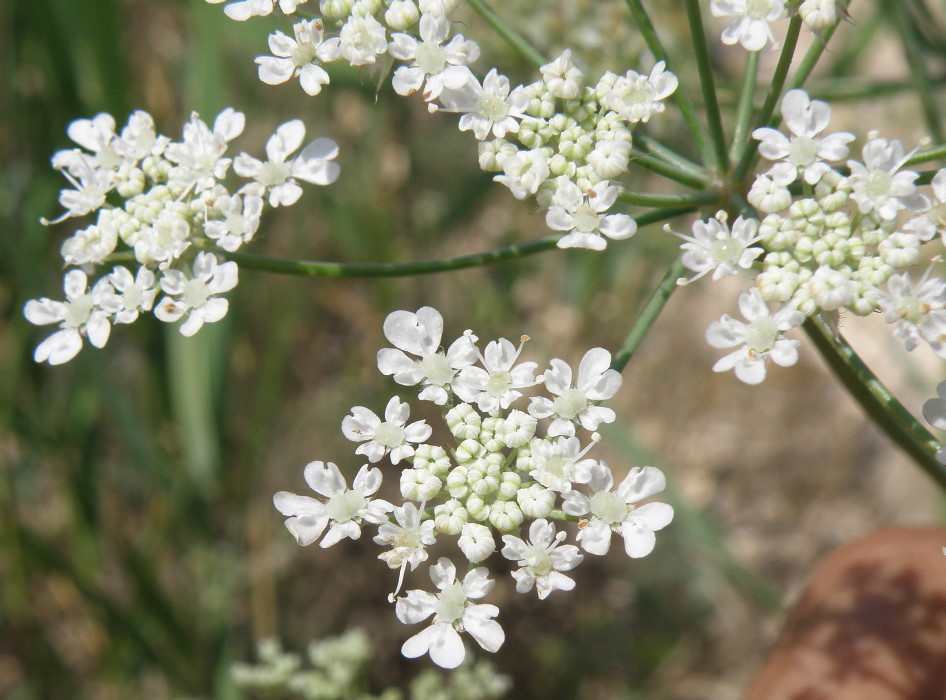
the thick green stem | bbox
[803,315,946,490]
[618,189,720,209]
[622,0,714,168]
[684,0,729,172]
[907,143,946,167]
[785,17,841,92]
[733,16,802,183]
[729,51,760,164]
[465,0,546,68]
[611,255,687,373]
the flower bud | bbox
[446,466,470,498]
[400,468,443,502]
[458,523,495,563]
[412,443,451,478]
[434,500,468,535]
[384,0,419,30]
[488,501,524,532]
[465,494,490,521]
[517,484,555,518]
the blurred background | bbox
[3,0,946,697]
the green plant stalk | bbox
[907,143,946,167]
[803,315,946,491]
[891,4,945,142]
[611,255,687,373]
[631,149,708,189]
[465,0,546,68]
[684,0,729,172]
[623,0,714,168]
[786,16,842,92]
[729,51,760,164]
[634,132,709,180]
[733,16,802,183]
[220,206,696,278]
[618,189,721,208]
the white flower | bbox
[493,148,551,200]
[546,180,637,251]
[46,155,114,223]
[596,62,678,124]
[256,19,341,96]
[388,14,479,101]
[922,381,946,464]
[562,464,673,558]
[540,50,582,99]
[114,110,169,162]
[711,0,785,51]
[338,13,388,66]
[58,112,122,171]
[528,348,622,437]
[374,501,437,572]
[203,193,264,252]
[501,519,583,599]
[437,68,530,140]
[234,120,340,206]
[904,169,946,242]
[528,436,596,493]
[847,136,927,222]
[876,271,946,357]
[153,252,238,336]
[376,306,477,404]
[165,108,245,194]
[273,461,394,547]
[108,266,158,324]
[671,213,763,284]
[133,208,191,265]
[24,270,120,365]
[752,89,854,186]
[396,558,504,669]
[206,0,306,21]
[453,336,540,414]
[342,396,432,464]
[706,287,805,384]
[60,217,119,266]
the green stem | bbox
[634,132,708,179]
[785,17,841,92]
[465,0,546,68]
[729,51,760,164]
[803,315,946,491]
[623,0,714,168]
[631,148,708,189]
[618,189,720,209]
[906,143,946,167]
[611,255,687,373]
[684,0,729,172]
[892,1,946,142]
[733,16,802,183]
[217,207,696,278]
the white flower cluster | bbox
[274,306,673,669]
[206,0,680,251]
[25,110,340,365]
[711,0,846,52]
[675,88,946,384]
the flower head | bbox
[501,519,583,599]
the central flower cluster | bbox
[274,306,673,668]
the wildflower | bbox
[706,287,805,384]
[273,462,393,547]
[528,347,622,436]
[711,0,785,51]
[388,13,479,101]
[563,464,673,557]
[165,108,245,194]
[847,135,927,222]
[234,119,340,206]
[671,212,763,284]
[876,271,946,357]
[437,68,530,140]
[453,336,540,415]
[596,62,678,124]
[153,252,238,336]
[546,180,637,251]
[396,558,504,668]
[256,19,341,96]
[342,396,432,464]
[501,519,583,599]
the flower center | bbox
[415,41,447,75]
[226,211,248,235]
[572,204,601,233]
[290,42,318,67]
[552,387,588,420]
[865,169,893,201]
[522,544,553,576]
[590,490,627,525]
[476,93,510,123]
[183,278,210,309]
[122,283,143,311]
[436,582,467,623]
[374,421,406,448]
[257,160,292,187]
[64,295,94,328]
[789,136,819,167]
[747,0,773,17]
[710,237,743,264]
[326,490,367,523]
[486,370,512,397]
[421,353,454,385]
[744,315,778,354]
[897,295,928,323]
